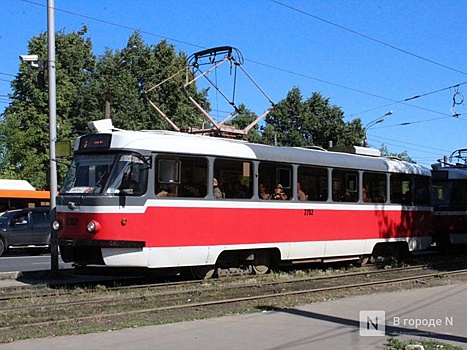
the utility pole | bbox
[48,0,59,274]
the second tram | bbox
[432,149,467,250]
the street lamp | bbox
[363,111,393,147]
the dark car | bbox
[0,207,51,256]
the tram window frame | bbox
[158,159,181,184]
[450,181,467,206]
[258,162,292,200]
[103,153,150,196]
[332,169,358,202]
[390,174,412,204]
[413,175,430,205]
[362,172,387,203]
[432,180,467,209]
[214,158,253,199]
[155,156,208,198]
[297,165,328,201]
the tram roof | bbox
[82,129,430,176]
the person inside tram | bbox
[297,182,307,201]
[156,186,169,197]
[231,181,245,198]
[272,184,288,200]
[259,183,270,200]
[213,178,223,199]
[120,172,139,194]
[362,187,372,203]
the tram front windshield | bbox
[60,152,148,196]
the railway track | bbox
[1,259,467,343]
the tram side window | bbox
[431,182,448,206]
[433,180,467,209]
[156,156,207,198]
[390,174,412,204]
[362,172,387,203]
[413,176,430,205]
[214,159,253,199]
[297,166,328,201]
[258,162,292,200]
[114,154,149,196]
[332,169,358,202]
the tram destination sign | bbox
[79,134,112,150]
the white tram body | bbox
[55,121,432,275]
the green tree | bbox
[264,87,364,148]
[380,144,413,162]
[92,33,209,132]
[264,87,304,146]
[226,104,261,142]
[0,27,93,189]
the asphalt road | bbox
[0,251,72,273]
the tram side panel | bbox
[57,198,432,268]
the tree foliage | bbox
[380,144,413,162]
[264,87,364,148]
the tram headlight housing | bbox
[87,220,101,234]
[52,220,61,231]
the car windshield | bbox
[60,152,149,196]
[0,211,12,224]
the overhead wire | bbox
[269,0,467,76]
[21,0,205,50]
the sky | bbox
[1,0,466,168]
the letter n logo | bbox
[359,310,385,336]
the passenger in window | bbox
[259,183,270,200]
[16,215,28,224]
[232,181,245,198]
[121,172,138,191]
[213,178,223,199]
[297,182,307,201]
[272,184,288,200]
[343,191,356,202]
[402,190,412,204]
[362,188,372,203]
[156,186,168,197]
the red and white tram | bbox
[55,119,432,278]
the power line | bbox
[249,58,463,120]
[21,0,205,50]
[270,0,467,76]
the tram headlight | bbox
[52,220,61,231]
[87,220,101,234]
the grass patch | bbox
[386,337,462,350]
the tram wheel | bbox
[251,251,271,275]
[190,265,216,279]
[357,255,370,267]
